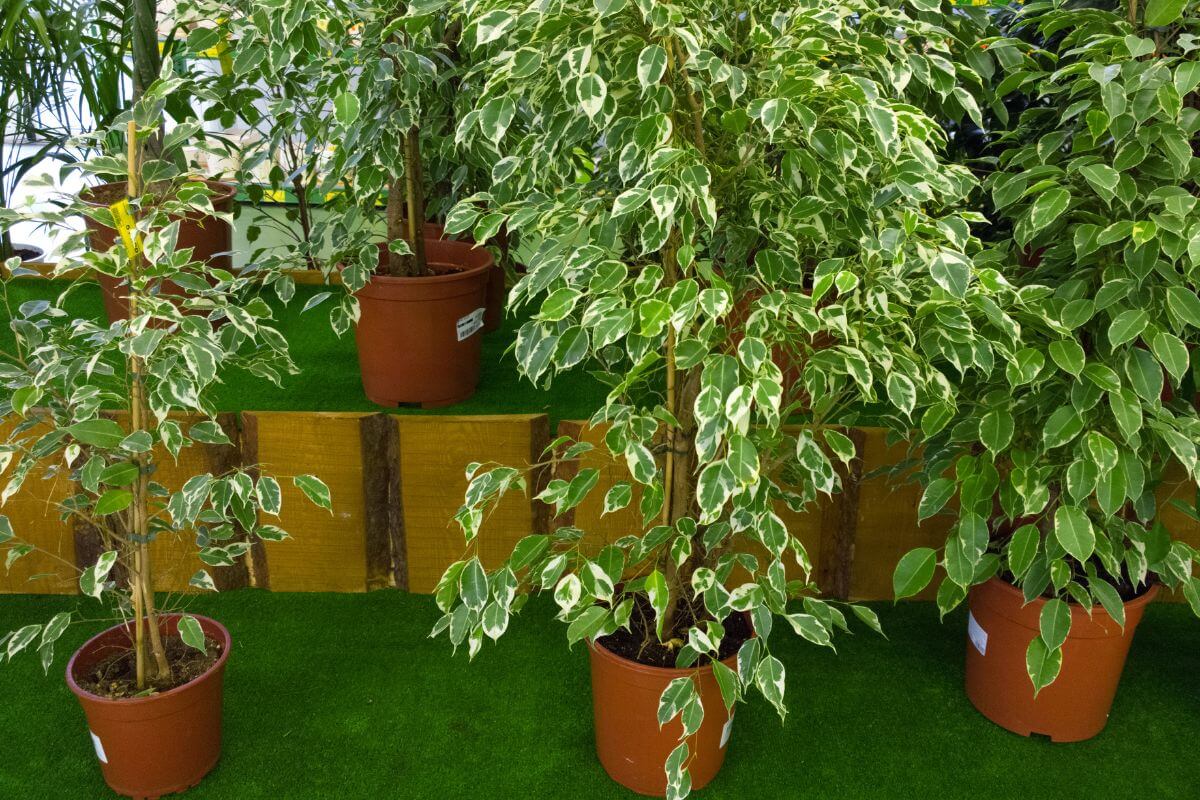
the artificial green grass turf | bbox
[0,279,605,424]
[0,592,1196,799]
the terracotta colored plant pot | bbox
[588,639,737,797]
[964,576,1158,742]
[80,180,237,323]
[420,221,504,334]
[66,614,231,800]
[483,263,506,334]
[355,237,494,408]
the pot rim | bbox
[78,179,238,209]
[365,240,495,287]
[588,633,740,678]
[984,574,1160,613]
[65,613,231,706]
[9,243,45,261]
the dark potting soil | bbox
[596,594,752,669]
[999,566,1153,604]
[11,245,44,261]
[78,634,221,699]
[372,261,468,279]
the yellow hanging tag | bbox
[108,199,142,260]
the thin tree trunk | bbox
[125,121,171,686]
[403,126,427,276]
[385,178,407,277]
[129,0,162,161]
[658,231,702,640]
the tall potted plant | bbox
[434,1,1007,796]
[0,92,330,798]
[894,0,1200,742]
[322,1,495,408]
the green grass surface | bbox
[0,279,605,423]
[0,591,1196,799]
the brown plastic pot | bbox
[66,614,230,800]
[964,576,1158,742]
[80,180,237,323]
[420,221,504,333]
[355,237,494,408]
[588,639,737,797]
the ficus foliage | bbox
[175,0,360,274]
[894,0,1200,694]
[425,1,1017,794]
[0,75,331,678]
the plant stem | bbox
[0,178,12,262]
[130,0,162,161]
[404,126,427,276]
[385,178,407,277]
[125,121,171,685]
[658,230,703,639]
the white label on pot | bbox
[456,307,486,341]
[90,731,108,764]
[968,611,988,656]
[720,712,735,748]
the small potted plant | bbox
[0,90,330,798]
[894,0,1200,742]
[433,1,1006,796]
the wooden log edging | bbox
[207,412,255,591]
[529,414,553,536]
[360,414,407,591]
[817,428,866,600]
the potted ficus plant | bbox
[433,1,1010,796]
[0,95,331,798]
[176,0,360,288]
[894,0,1200,742]
[315,0,495,408]
[84,1,239,322]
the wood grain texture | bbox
[552,421,646,553]
[818,428,866,599]
[360,414,404,591]
[0,417,76,594]
[850,429,951,601]
[529,415,552,536]
[205,413,252,591]
[401,415,539,593]
[253,412,370,592]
